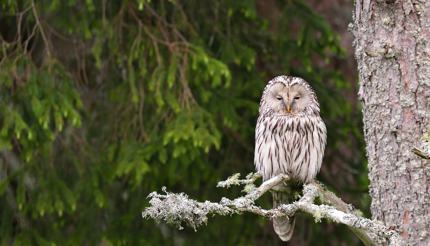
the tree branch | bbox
[412,129,430,159]
[143,173,403,245]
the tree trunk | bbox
[352,1,430,245]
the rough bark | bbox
[352,1,430,244]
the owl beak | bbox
[286,104,292,113]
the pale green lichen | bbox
[142,187,232,231]
[216,172,261,190]
[216,173,241,188]
[242,183,256,194]
[314,210,322,223]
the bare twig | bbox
[31,0,52,57]
[412,147,430,159]
[412,130,430,159]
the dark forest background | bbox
[0,0,368,245]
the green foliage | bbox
[0,0,367,245]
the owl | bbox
[254,75,327,241]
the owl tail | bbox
[272,191,295,241]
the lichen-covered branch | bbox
[143,173,403,245]
[313,181,374,245]
[143,187,233,231]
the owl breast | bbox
[254,115,326,183]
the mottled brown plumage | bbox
[254,75,326,241]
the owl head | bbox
[259,75,320,116]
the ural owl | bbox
[254,75,327,241]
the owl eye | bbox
[293,96,301,100]
[276,95,282,100]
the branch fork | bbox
[143,173,403,245]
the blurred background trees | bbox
[0,0,366,245]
